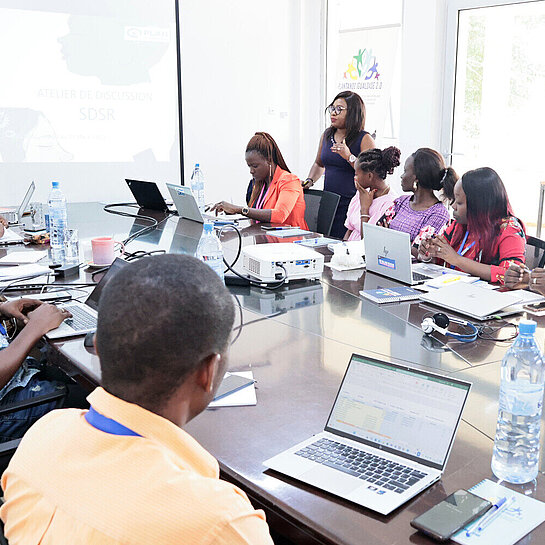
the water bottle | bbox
[196,221,224,282]
[190,163,206,214]
[48,181,67,250]
[491,319,545,483]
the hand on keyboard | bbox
[26,304,72,335]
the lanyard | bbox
[84,406,142,437]
[255,182,271,210]
[457,230,476,257]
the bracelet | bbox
[420,255,432,263]
[360,214,370,218]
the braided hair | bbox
[356,146,401,179]
[246,132,290,207]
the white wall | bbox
[179,0,325,206]
[398,0,448,176]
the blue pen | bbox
[465,496,508,537]
[476,496,514,534]
[0,323,6,336]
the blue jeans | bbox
[0,375,65,443]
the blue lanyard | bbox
[84,406,142,437]
[457,230,476,257]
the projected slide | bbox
[0,2,178,164]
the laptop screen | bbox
[17,181,35,216]
[325,354,471,470]
[85,258,128,311]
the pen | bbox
[0,323,7,336]
[465,495,512,537]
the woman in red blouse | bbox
[419,167,525,284]
[211,132,308,229]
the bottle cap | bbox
[519,319,537,335]
[52,181,59,188]
[203,221,214,233]
[195,163,200,168]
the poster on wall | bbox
[335,26,399,137]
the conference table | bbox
[4,202,545,545]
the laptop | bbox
[0,182,35,225]
[125,179,170,212]
[166,183,244,224]
[419,282,524,321]
[362,223,448,285]
[46,258,128,339]
[264,353,471,515]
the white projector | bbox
[242,243,324,282]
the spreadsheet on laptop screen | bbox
[325,355,470,467]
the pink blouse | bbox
[344,191,398,241]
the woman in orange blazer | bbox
[211,132,308,229]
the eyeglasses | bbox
[327,105,347,115]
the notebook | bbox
[453,479,545,545]
[264,353,471,515]
[360,286,421,304]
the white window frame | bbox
[439,0,543,163]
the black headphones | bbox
[421,312,478,343]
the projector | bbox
[242,243,324,282]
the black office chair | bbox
[526,236,545,269]
[303,189,340,237]
[0,385,67,477]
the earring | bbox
[412,180,418,191]
[269,163,272,178]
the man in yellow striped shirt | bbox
[1,254,274,544]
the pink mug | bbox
[91,237,124,266]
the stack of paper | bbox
[0,251,48,265]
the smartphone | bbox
[410,489,491,542]
[213,374,255,401]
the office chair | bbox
[526,236,545,269]
[0,385,67,477]
[303,189,340,237]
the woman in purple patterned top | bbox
[379,148,457,244]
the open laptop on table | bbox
[0,182,35,225]
[46,258,128,339]
[264,353,471,515]
[362,223,449,285]
[166,183,245,224]
[125,179,171,212]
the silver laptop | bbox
[46,258,127,339]
[362,223,450,285]
[0,182,35,225]
[166,183,243,224]
[264,353,471,515]
[419,282,524,321]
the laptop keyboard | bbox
[412,272,432,283]
[63,306,97,331]
[295,438,428,494]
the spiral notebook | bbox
[452,479,545,545]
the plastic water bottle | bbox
[196,221,224,282]
[48,181,67,250]
[491,319,545,483]
[190,163,206,214]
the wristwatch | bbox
[241,206,250,216]
[348,154,357,164]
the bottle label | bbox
[499,381,544,416]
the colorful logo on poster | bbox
[339,48,382,91]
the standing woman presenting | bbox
[303,91,375,238]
